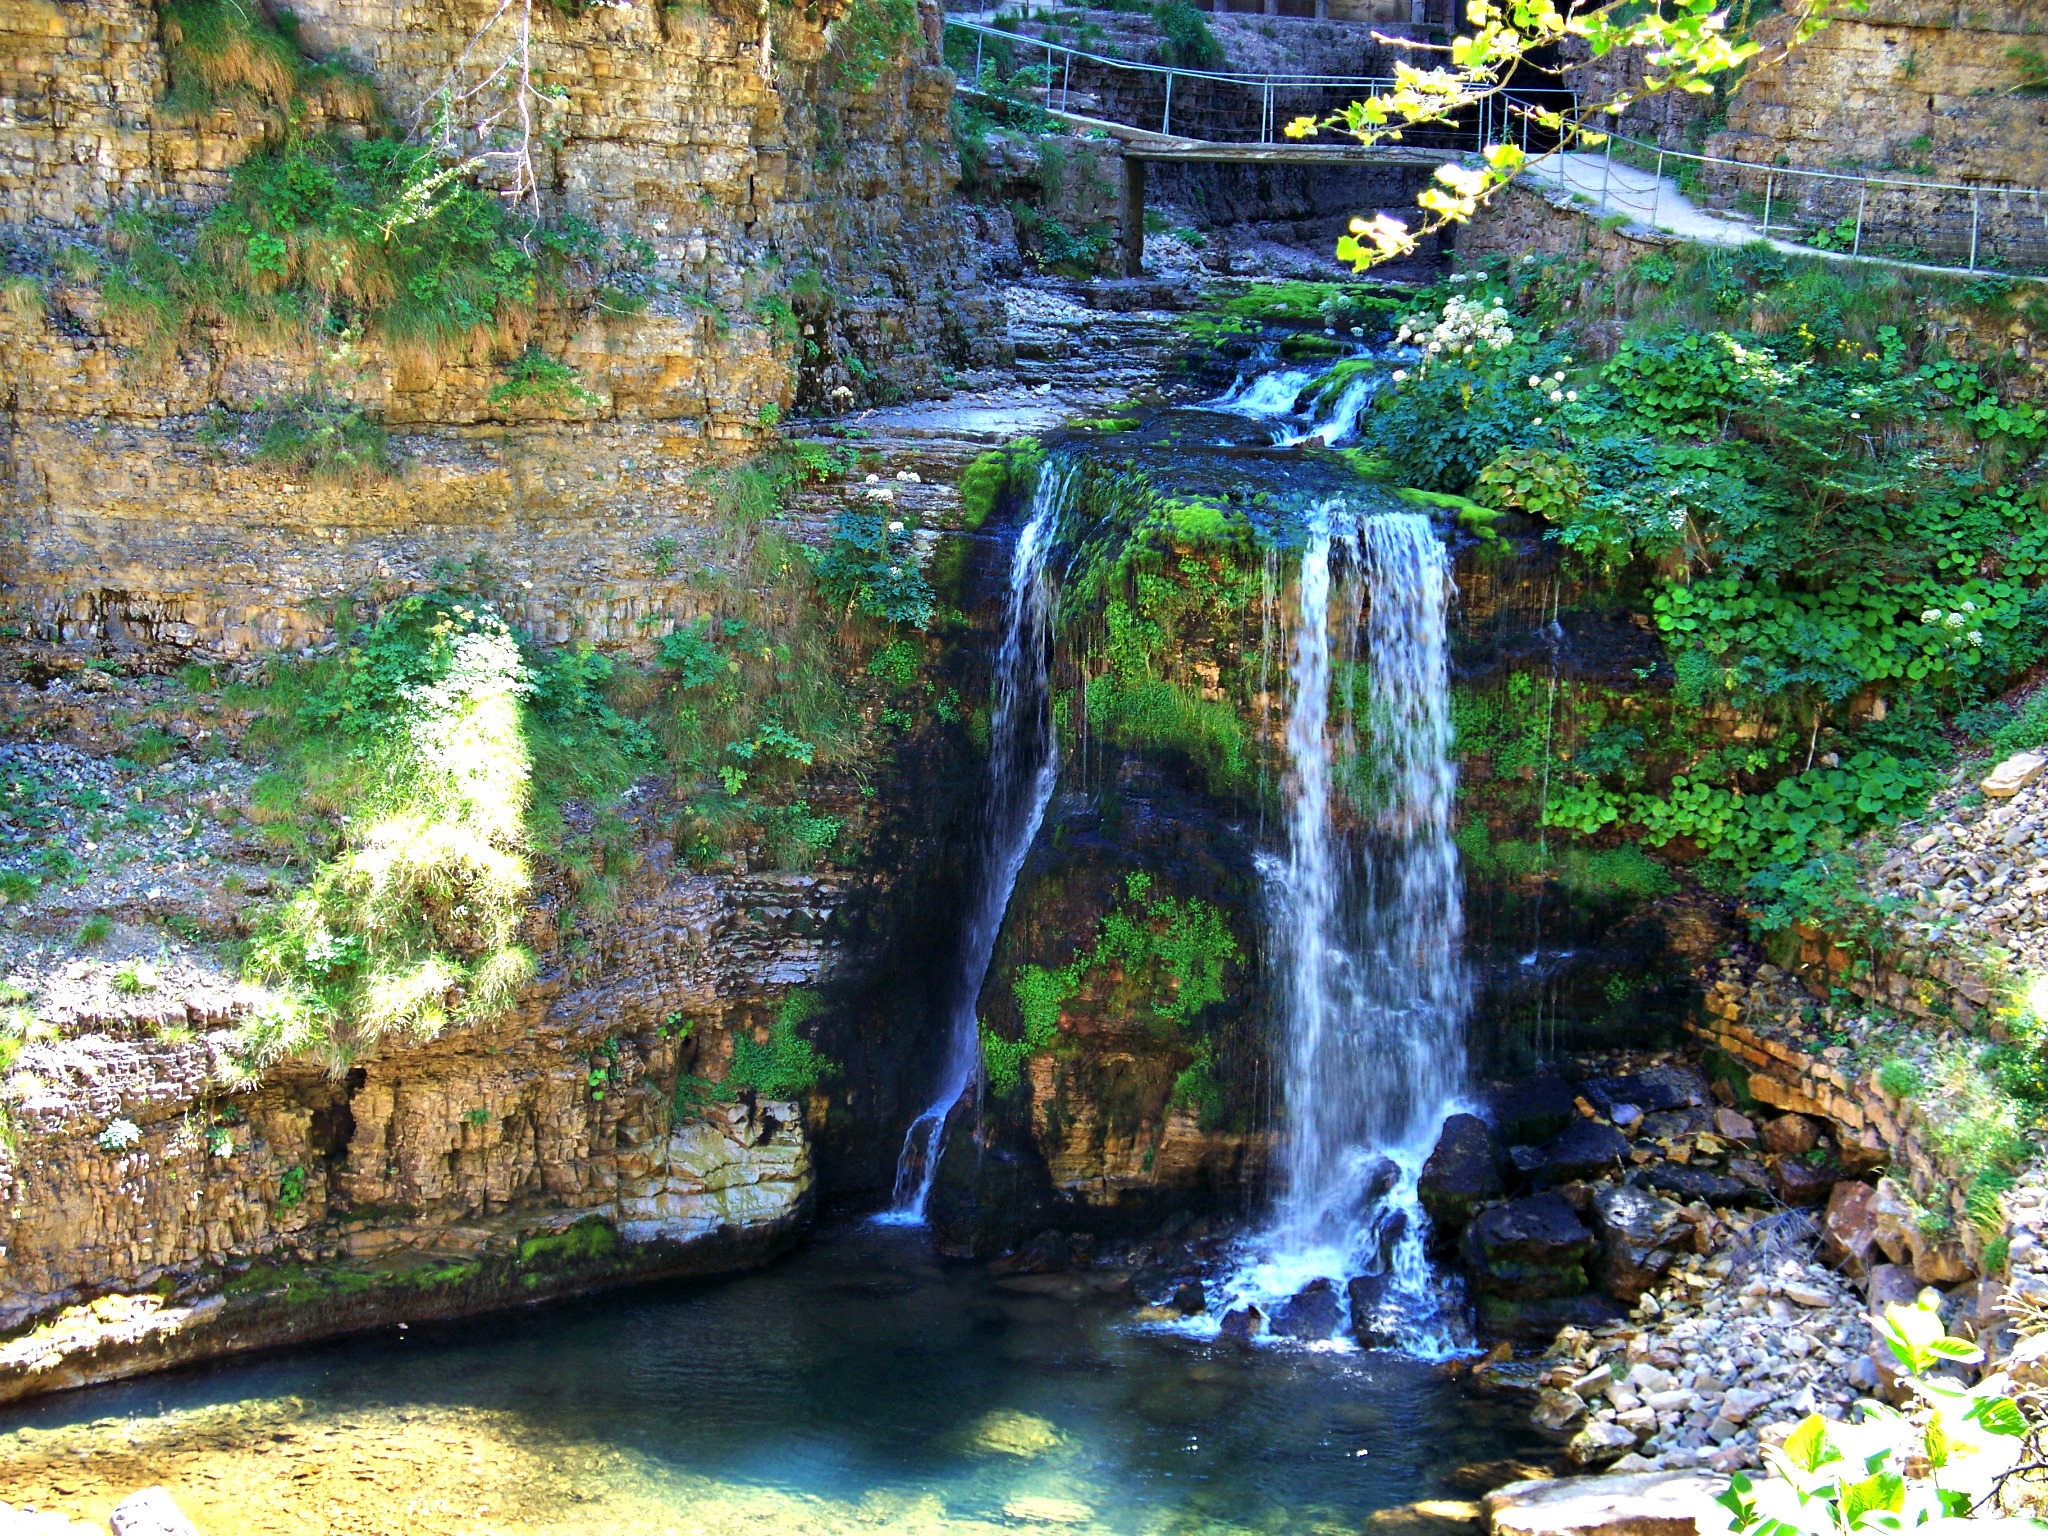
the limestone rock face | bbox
[614,1099,812,1245]
[0,0,1001,661]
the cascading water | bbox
[879,461,1072,1223]
[1222,504,1468,1354]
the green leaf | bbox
[1968,1395,2027,1437]
[1781,1415,1839,1475]
[1838,1472,1904,1522]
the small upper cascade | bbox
[880,461,1074,1222]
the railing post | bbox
[1061,50,1071,111]
[1762,172,1773,236]
[1853,180,1866,257]
[974,31,983,83]
[1598,125,1613,214]
[1045,40,1054,110]
[1652,148,1662,229]
[1969,190,1981,271]
[1162,70,1174,135]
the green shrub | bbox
[488,346,600,413]
[726,990,837,1098]
[1151,2,1224,69]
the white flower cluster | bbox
[1395,294,1516,363]
[1527,368,1577,406]
[1920,601,1984,648]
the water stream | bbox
[1212,499,1468,1355]
[884,462,1073,1221]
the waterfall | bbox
[1228,504,1466,1351]
[879,461,1071,1223]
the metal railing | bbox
[1541,126,2048,278]
[943,15,1561,148]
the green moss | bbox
[1396,485,1501,540]
[517,1215,619,1268]
[1073,416,1142,433]
[957,439,1045,530]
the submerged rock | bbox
[1347,1274,1399,1348]
[1419,1114,1505,1237]
[109,1489,198,1536]
[1171,1280,1207,1315]
[1272,1278,1343,1340]
[1220,1303,1267,1341]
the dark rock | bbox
[1132,1265,1195,1305]
[1360,1155,1401,1206]
[992,1229,1070,1275]
[1579,1066,1710,1117]
[1771,1154,1840,1207]
[1513,1120,1630,1187]
[1592,1183,1685,1303]
[1272,1277,1343,1340]
[1220,1303,1266,1340]
[1170,1280,1207,1315]
[1347,1273,1399,1348]
[1419,1113,1506,1236]
[1475,1291,1628,1345]
[1486,1075,1578,1146]
[1610,1104,1644,1134]
[1760,1113,1822,1157]
[1640,1107,1715,1140]
[1460,1193,1596,1301]
[1631,1163,1760,1207]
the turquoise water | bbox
[0,1224,1549,1535]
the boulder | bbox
[1870,1177,1917,1265]
[1770,1155,1840,1207]
[1420,1113,1506,1235]
[1485,1472,1726,1536]
[1712,1108,1759,1146]
[1912,1236,1972,1287]
[1866,1263,1921,1310]
[1272,1278,1343,1340]
[1348,1273,1400,1348]
[1512,1121,1631,1187]
[1982,751,2046,799]
[1759,1114,1821,1157]
[1220,1303,1267,1341]
[1461,1193,1596,1300]
[1579,1067,1710,1118]
[1592,1184,1685,1303]
[1170,1280,1207,1315]
[1639,1108,1713,1139]
[1631,1163,1758,1207]
[1534,1388,1587,1430]
[1565,1421,1642,1467]
[109,1491,199,1536]
[1819,1180,1879,1277]
[992,1229,1071,1275]
[1486,1075,1579,1147]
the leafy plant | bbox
[1717,1295,2027,1535]
[812,511,937,629]
[488,346,601,413]
[726,990,836,1099]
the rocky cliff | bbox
[0,0,1002,659]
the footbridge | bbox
[942,15,1551,275]
[942,14,2048,280]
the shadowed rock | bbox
[1272,1277,1342,1340]
[1592,1183,1684,1302]
[1460,1193,1595,1301]
[1419,1113,1505,1237]
[1508,1120,1629,1187]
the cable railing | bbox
[1535,127,2048,278]
[942,15,1562,149]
